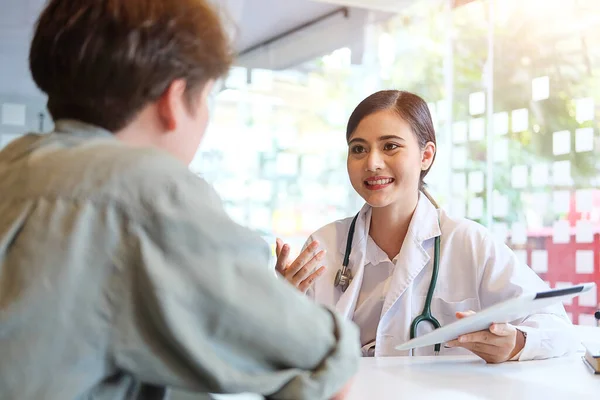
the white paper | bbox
[531,250,548,273]
[552,220,571,244]
[579,314,598,327]
[511,222,528,245]
[453,121,468,144]
[468,171,484,193]
[452,146,467,169]
[575,127,594,153]
[575,250,595,274]
[511,165,528,188]
[555,282,574,305]
[469,118,485,141]
[452,173,467,194]
[576,220,593,243]
[494,112,509,136]
[469,91,486,116]
[514,250,528,266]
[552,160,572,186]
[1,103,26,126]
[575,97,594,123]
[531,164,549,187]
[468,197,484,220]
[552,130,571,156]
[511,108,529,132]
[553,190,570,214]
[492,192,508,218]
[532,76,550,101]
[576,189,593,213]
[494,139,508,163]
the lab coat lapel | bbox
[380,194,441,319]
[334,205,371,320]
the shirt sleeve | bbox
[110,171,360,399]
[477,231,580,361]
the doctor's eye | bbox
[350,145,366,154]
[383,143,400,151]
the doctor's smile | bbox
[364,176,395,190]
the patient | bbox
[0,1,359,399]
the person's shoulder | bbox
[97,144,219,210]
[438,208,492,245]
[310,215,355,238]
[306,214,357,252]
[12,131,216,208]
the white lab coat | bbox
[306,194,579,359]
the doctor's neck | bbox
[369,191,419,260]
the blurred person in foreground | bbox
[0,1,359,399]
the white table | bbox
[346,354,598,399]
[173,352,598,400]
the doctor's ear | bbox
[421,142,436,171]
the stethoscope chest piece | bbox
[334,267,352,292]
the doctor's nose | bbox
[365,150,384,172]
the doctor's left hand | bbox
[446,311,526,364]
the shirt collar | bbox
[338,192,441,262]
[53,119,114,139]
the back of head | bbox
[29,0,232,132]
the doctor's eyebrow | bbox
[348,135,406,145]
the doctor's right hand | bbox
[275,238,326,293]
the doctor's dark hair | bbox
[29,0,232,132]
[346,90,437,190]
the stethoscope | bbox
[334,212,443,354]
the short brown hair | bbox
[346,90,437,188]
[29,0,232,132]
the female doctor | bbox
[275,90,579,363]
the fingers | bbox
[274,239,327,292]
[456,330,498,345]
[447,340,497,355]
[489,323,514,337]
[284,240,322,278]
[446,323,518,364]
[274,242,291,275]
[455,310,476,319]
[297,266,327,293]
[288,249,326,285]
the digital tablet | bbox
[395,282,596,351]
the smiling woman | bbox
[345,91,437,220]
[275,89,579,362]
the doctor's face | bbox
[347,109,434,208]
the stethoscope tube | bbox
[334,213,359,293]
[335,210,442,354]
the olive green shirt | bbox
[0,120,360,400]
